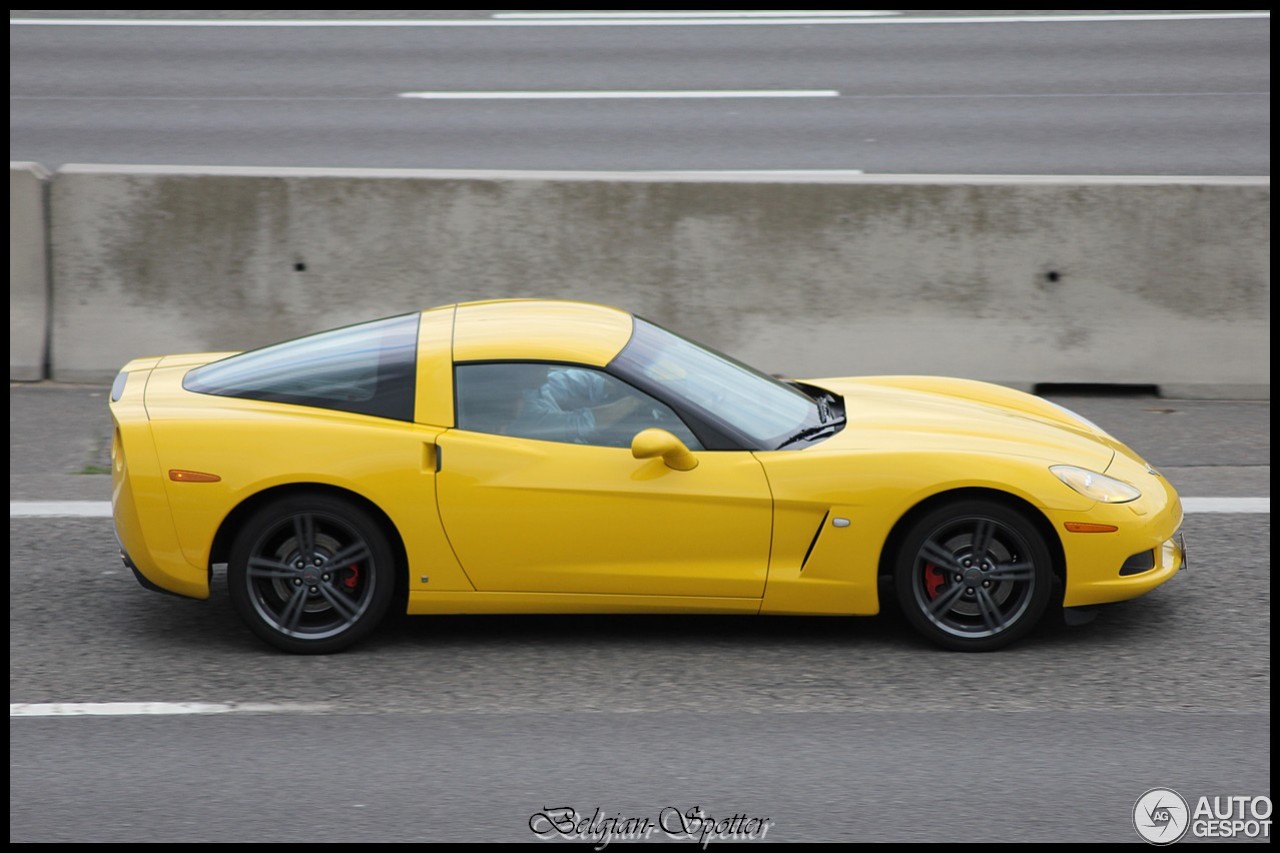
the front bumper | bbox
[1055,459,1186,608]
[1067,530,1185,608]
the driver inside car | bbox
[507,365,643,445]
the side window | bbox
[183,313,418,421]
[455,363,703,450]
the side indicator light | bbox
[1064,521,1119,533]
[169,469,222,483]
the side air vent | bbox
[800,511,829,571]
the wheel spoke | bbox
[974,587,1006,634]
[293,514,317,560]
[926,581,967,616]
[317,584,361,624]
[901,505,1048,647]
[321,541,371,570]
[970,519,995,566]
[277,586,308,633]
[247,556,300,580]
[920,540,963,573]
[986,561,1034,582]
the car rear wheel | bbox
[894,499,1053,651]
[228,494,395,654]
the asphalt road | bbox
[8,10,1271,173]
[9,384,1271,842]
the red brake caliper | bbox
[343,564,360,590]
[923,563,945,599]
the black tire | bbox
[228,494,395,654]
[894,499,1053,652]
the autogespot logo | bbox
[1134,788,1190,845]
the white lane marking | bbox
[398,89,839,100]
[11,91,1269,103]
[1182,497,1270,514]
[10,702,330,717]
[493,10,901,18]
[10,501,112,518]
[10,498,1271,518]
[8,13,1270,27]
[831,90,1270,100]
[395,90,1268,102]
[656,170,866,175]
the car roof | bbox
[447,299,635,367]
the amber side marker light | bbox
[1064,521,1119,533]
[169,469,222,483]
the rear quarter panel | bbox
[143,366,473,596]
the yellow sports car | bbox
[111,300,1185,653]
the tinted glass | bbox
[184,313,419,421]
[611,318,816,447]
[456,362,702,450]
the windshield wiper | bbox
[775,422,842,450]
[794,383,842,424]
[815,394,831,423]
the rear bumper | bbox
[111,382,210,601]
[114,485,209,600]
[120,546,190,598]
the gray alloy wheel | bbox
[228,494,395,654]
[895,499,1054,651]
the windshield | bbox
[611,318,820,448]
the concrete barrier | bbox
[10,162,50,380]
[47,166,1269,397]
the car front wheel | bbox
[895,499,1053,651]
[228,494,395,654]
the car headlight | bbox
[1051,465,1141,504]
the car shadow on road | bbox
[117,568,1182,658]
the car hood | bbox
[804,375,1115,471]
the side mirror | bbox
[630,428,699,471]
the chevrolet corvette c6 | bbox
[110,300,1184,653]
